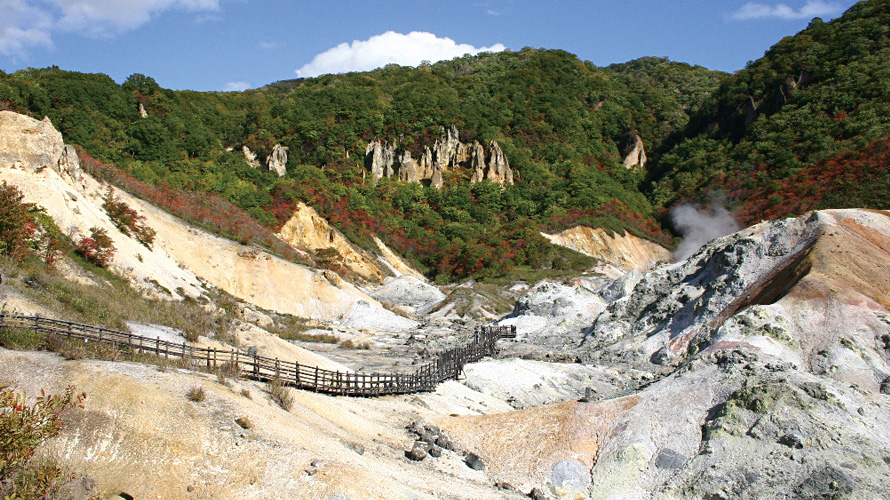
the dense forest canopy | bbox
[1,0,889,281]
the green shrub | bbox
[0,384,85,499]
[0,327,46,350]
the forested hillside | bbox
[1,0,888,280]
[649,0,890,223]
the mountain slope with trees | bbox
[648,0,890,224]
[1,0,889,280]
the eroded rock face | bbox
[434,125,467,170]
[397,151,419,183]
[276,202,386,284]
[266,143,288,177]
[365,126,513,187]
[370,275,446,316]
[622,133,647,169]
[541,226,670,275]
[497,280,607,350]
[0,111,84,185]
[365,139,396,181]
[242,145,261,169]
[485,141,512,185]
[242,144,288,176]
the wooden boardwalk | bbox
[0,313,516,397]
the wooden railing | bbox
[0,314,516,397]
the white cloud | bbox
[0,0,219,55]
[0,0,55,55]
[223,81,250,91]
[259,40,278,50]
[295,31,506,78]
[730,0,842,20]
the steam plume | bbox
[670,201,740,261]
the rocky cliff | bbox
[365,125,514,187]
[622,132,647,169]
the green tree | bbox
[0,182,32,261]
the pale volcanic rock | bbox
[622,133,647,169]
[468,140,487,184]
[0,348,520,500]
[541,226,670,273]
[397,150,420,183]
[485,141,513,185]
[365,139,396,182]
[582,209,890,377]
[241,145,261,169]
[439,209,890,499]
[277,202,386,284]
[371,275,446,315]
[0,111,84,185]
[266,143,288,177]
[372,235,426,279]
[367,128,512,186]
[340,299,419,331]
[497,280,607,348]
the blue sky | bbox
[0,0,861,91]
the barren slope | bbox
[0,110,389,321]
[440,209,890,499]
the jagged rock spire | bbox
[364,126,513,187]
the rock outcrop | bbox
[622,132,647,169]
[242,144,288,177]
[276,202,386,284]
[370,275,446,316]
[242,145,261,169]
[365,126,513,187]
[0,111,85,186]
[266,143,288,177]
[541,226,670,275]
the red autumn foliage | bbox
[102,188,156,249]
[77,149,309,265]
[76,227,115,267]
[732,136,890,226]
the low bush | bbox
[0,384,85,499]
[186,386,206,402]
[102,188,156,249]
[76,227,115,268]
[267,380,293,411]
